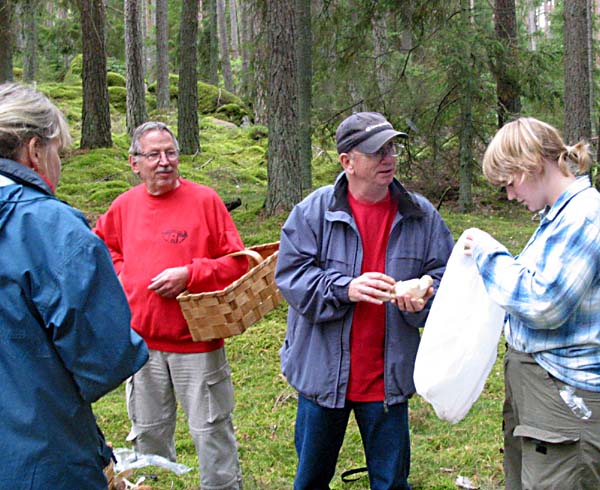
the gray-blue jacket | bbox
[276,173,454,409]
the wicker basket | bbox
[177,242,283,341]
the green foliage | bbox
[13,67,23,80]
[107,71,126,87]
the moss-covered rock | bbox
[147,73,179,99]
[107,71,126,87]
[197,81,244,114]
[63,54,83,84]
[246,125,268,141]
[148,75,251,122]
[108,86,127,113]
[215,103,248,126]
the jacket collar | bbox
[330,171,425,217]
[0,158,54,196]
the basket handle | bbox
[227,248,264,269]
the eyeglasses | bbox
[361,142,403,159]
[135,150,179,164]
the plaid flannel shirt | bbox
[472,177,600,391]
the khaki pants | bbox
[126,348,242,490]
[503,348,600,490]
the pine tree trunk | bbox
[295,0,312,193]
[22,0,37,82]
[265,0,302,215]
[216,0,234,92]
[0,0,14,82]
[229,0,239,60]
[207,0,219,86]
[564,0,591,144]
[125,0,148,135]
[178,0,200,154]
[239,0,267,123]
[494,0,521,128]
[77,0,112,149]
[155,0,170,110]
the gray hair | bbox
[129,121,180,156]
[0,82,71,160]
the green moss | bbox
[107,71,126,87]
[197,81,244,114]
[215,103,248,125]
[13,67,23,80]
[108,86,127,113]
[63,54,83,84]
[246,125,268,140]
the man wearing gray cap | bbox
[275,112,454,489]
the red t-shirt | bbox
[346,191,396,402]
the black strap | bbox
[341,466,368,483]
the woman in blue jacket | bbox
[0,83,148,489]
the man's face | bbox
[341,141,399,199]
[130,129,180,196]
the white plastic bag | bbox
[414,231,505,424]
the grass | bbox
[46,83,540,489]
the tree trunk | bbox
[22,0,37,82]
[265,0,302,215]
[563,0,591,144]
[216,0,234,91]
[229,0,239,60]
[178,0,200,154]
[239,0,267,123]
[295,0,312,193]
[457,0,473,213]
[207,0,219,86]
[458,91,474,213]
[0,0,14,82]
[155,0,170,110]
[494,0,521,128]
[125,0,148,135]
[76,0,112,149]
[371,14,391,107]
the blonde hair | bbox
[482,117,591,187]
[0,82,71,160]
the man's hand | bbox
[148,266,189,298]
[392,286,434,313]
[348,272,395,304]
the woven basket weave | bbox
[177,242,283,341]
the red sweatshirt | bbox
[94,178,247,353]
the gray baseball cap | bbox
[336,112,407,154]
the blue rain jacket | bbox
[276,173,454,408]
[0,158,148,489]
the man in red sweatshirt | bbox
[94,121,246,490]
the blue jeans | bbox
[294,395,412,490]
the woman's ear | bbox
[21,137,43,172]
